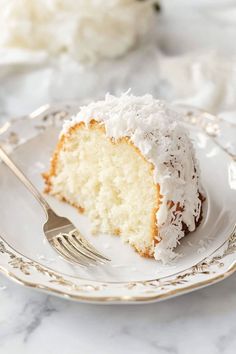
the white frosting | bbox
[62,93,203,263]
[0,0,154,63]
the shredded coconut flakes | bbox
[62,92,204,263]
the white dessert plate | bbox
[0,103,235,304]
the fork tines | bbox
[50,229,110,267]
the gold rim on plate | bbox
[0,102,235,303]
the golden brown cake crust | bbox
[43,120,204,259]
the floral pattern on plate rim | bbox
[0,103,235,303]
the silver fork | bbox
[0,146,110,267]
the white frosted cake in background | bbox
[0,0,155,63]
[43,93,204,263]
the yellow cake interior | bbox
[44,121,160,257]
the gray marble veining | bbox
[1,1,236,353]
[1,273,236,354]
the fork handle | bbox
[0,146,50,215]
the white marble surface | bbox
[1,1,236,353]
[1,274,236,354]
